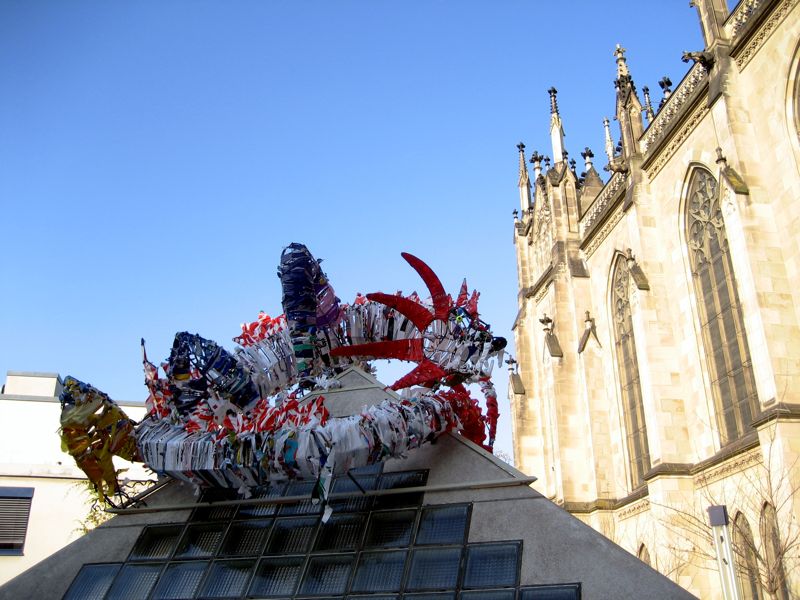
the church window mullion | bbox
[612,256,650,489]
[686,167,758,446]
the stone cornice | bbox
[560,433,770,517]
[561,485,649,516]
[643,462,693,481]
[581,204,625,259]
[578,171,628,259]
[694,445,762,488]
[751,402,800,428]
[617,498,651,521]
[644,99,710,181]
[729,0,797,70]
[579,171,627,235]
[640,62,708,156]
[523,263,554,304]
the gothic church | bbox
[510,1,800,598]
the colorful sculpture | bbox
[61,244,506,498]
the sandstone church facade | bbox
[509,1,800,598]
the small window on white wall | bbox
[0,487,34,555]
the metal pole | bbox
[708,505,742,600]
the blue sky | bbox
[0,2,703,460]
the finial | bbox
[577,310,600,353]
[517,142,529,187]
[581,147,594,171]
[569,158,577,174]
[614,44,629,78]
[548,87,559,114]
[603,117,614,161]
[513,209,519,220]
[562,150,569,163]
[530,150,543,178]
[715,147,727,164]
[540,314,563,358]
[544,156,551,169]
[642,86,655,121]
[625,249,650,290]
[658,76,673,108]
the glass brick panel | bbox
[463,543,520,588]
[365,510,415,548]
[151,561,209,599]
[329,473,377,512]
[299,554,355,595]
[237,483,286,518]
[379,470,427,489]
[315,514,366,552]
[220,519,272,556]
[404,594,456,600]
[518,585,580,600]
[199,559,255,598]
[351,550,406,593]
[249,556,304,597]
[416,505,468,545]
[281,480,324,516]
[461,590,516,600]
[406,547,461,591]
[106,563,163,600]
[192,504,237,522]
[348,596,399,600]
[266,517,318,555]
[130,525,183,561]
[373,470,426,510]
[174,523,226,558]
[63,563,120,600]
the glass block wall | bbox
[63,469,580,600]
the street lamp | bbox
[707,505,742,600]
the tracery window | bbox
[760,503,789,600]
[733,512,762,600]
[612,255,650,489]
[686,168,758,445]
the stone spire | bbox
[614,44,629,79]
[581,147,595,173]
[613,43,644,161]
[517,142,532,212]
[580,146,604,204]
[530,150,543,179]
[517,142,529,187]
[548,87,566,164]
[642,86,655,122]
[603,117,614,163]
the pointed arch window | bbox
[760,503,789,600]
[686,168,758,445]
[733,512,762,600]
[612,255,650,488]
[637,544,652,567]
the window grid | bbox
[686,168,759,445]
[65,470,575,600]
[611,255,650,489]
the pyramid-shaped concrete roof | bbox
[0,369,695,600]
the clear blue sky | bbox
[0,2,703,460]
